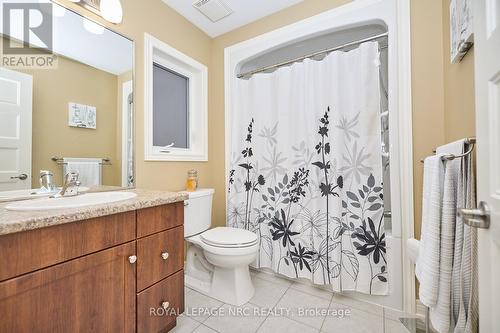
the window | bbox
[144,33,208,161]
[153,64,189,149]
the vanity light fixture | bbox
[99,0,123,24]
[75,0,123,25]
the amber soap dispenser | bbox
[186,169,198,191]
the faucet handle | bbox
[64,171,80,183]
[50,172,81,198]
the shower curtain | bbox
[227,42,387,295]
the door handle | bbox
[458,201,490,229]
[11,173,28,181]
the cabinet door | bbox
[0,242,136,333]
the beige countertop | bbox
[0,189,187,236]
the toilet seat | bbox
[200,227,258,248]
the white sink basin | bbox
[5,191,137,211]
[0,187,89,202]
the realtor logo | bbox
[2,2,57,68]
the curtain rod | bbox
[237,32,389,79]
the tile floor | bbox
[172,270,417,333]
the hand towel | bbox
[63,157,102,187]
[457,147,478,333]
[437,141,465,328]
[428,142,462,333]
[415,155,437,281]
[417,155,444,307]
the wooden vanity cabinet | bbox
[0,242,136,333]
[0,202,185,333]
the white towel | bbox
[417,155,444,307]
[457,147,478,333]
[63,158,102,187]
[429,142,462,333]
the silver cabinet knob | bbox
[161,252,169,260]
[11,173,28,180]
[128,255,137,264]
[458,201,490,229]
[161,301,170,309]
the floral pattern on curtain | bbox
[227,42,388,295]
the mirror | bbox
[0,2,134,200]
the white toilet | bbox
[183,188,259,306]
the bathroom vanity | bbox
[0,190,187,333]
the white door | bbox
[0,68,32,191]
[473,1,500,332]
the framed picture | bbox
[68,102,97,129]
[450,0,474,63]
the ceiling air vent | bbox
[192,0,233,23]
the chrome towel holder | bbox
[420,137,476,163]
[51,156,112,165]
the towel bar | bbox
[51,156,112,165]
[419,137,475,163]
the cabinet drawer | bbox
[137,202,183,238]
[137,226,184,291]
[137,270,184,333]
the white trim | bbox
[144,33,208,162]
[224,0,414,312]
[121,80,133,187]
[395,0,416,314]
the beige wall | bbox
[410,0,446,239]
[209,0,351,226]
[209,0,473,231]
[441,1,476,143]
[23,54,120,187]
[59,0,213,216]
[57,0,349,228]
[411,0,476,238]
[58,0,475,235]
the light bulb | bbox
[100,0,123,24]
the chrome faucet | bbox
[39,170,57,193]
[52,172,81,198]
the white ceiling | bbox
[162,0,304,38]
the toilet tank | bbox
[182,188,214,237]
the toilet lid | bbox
[200,227,258,248]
